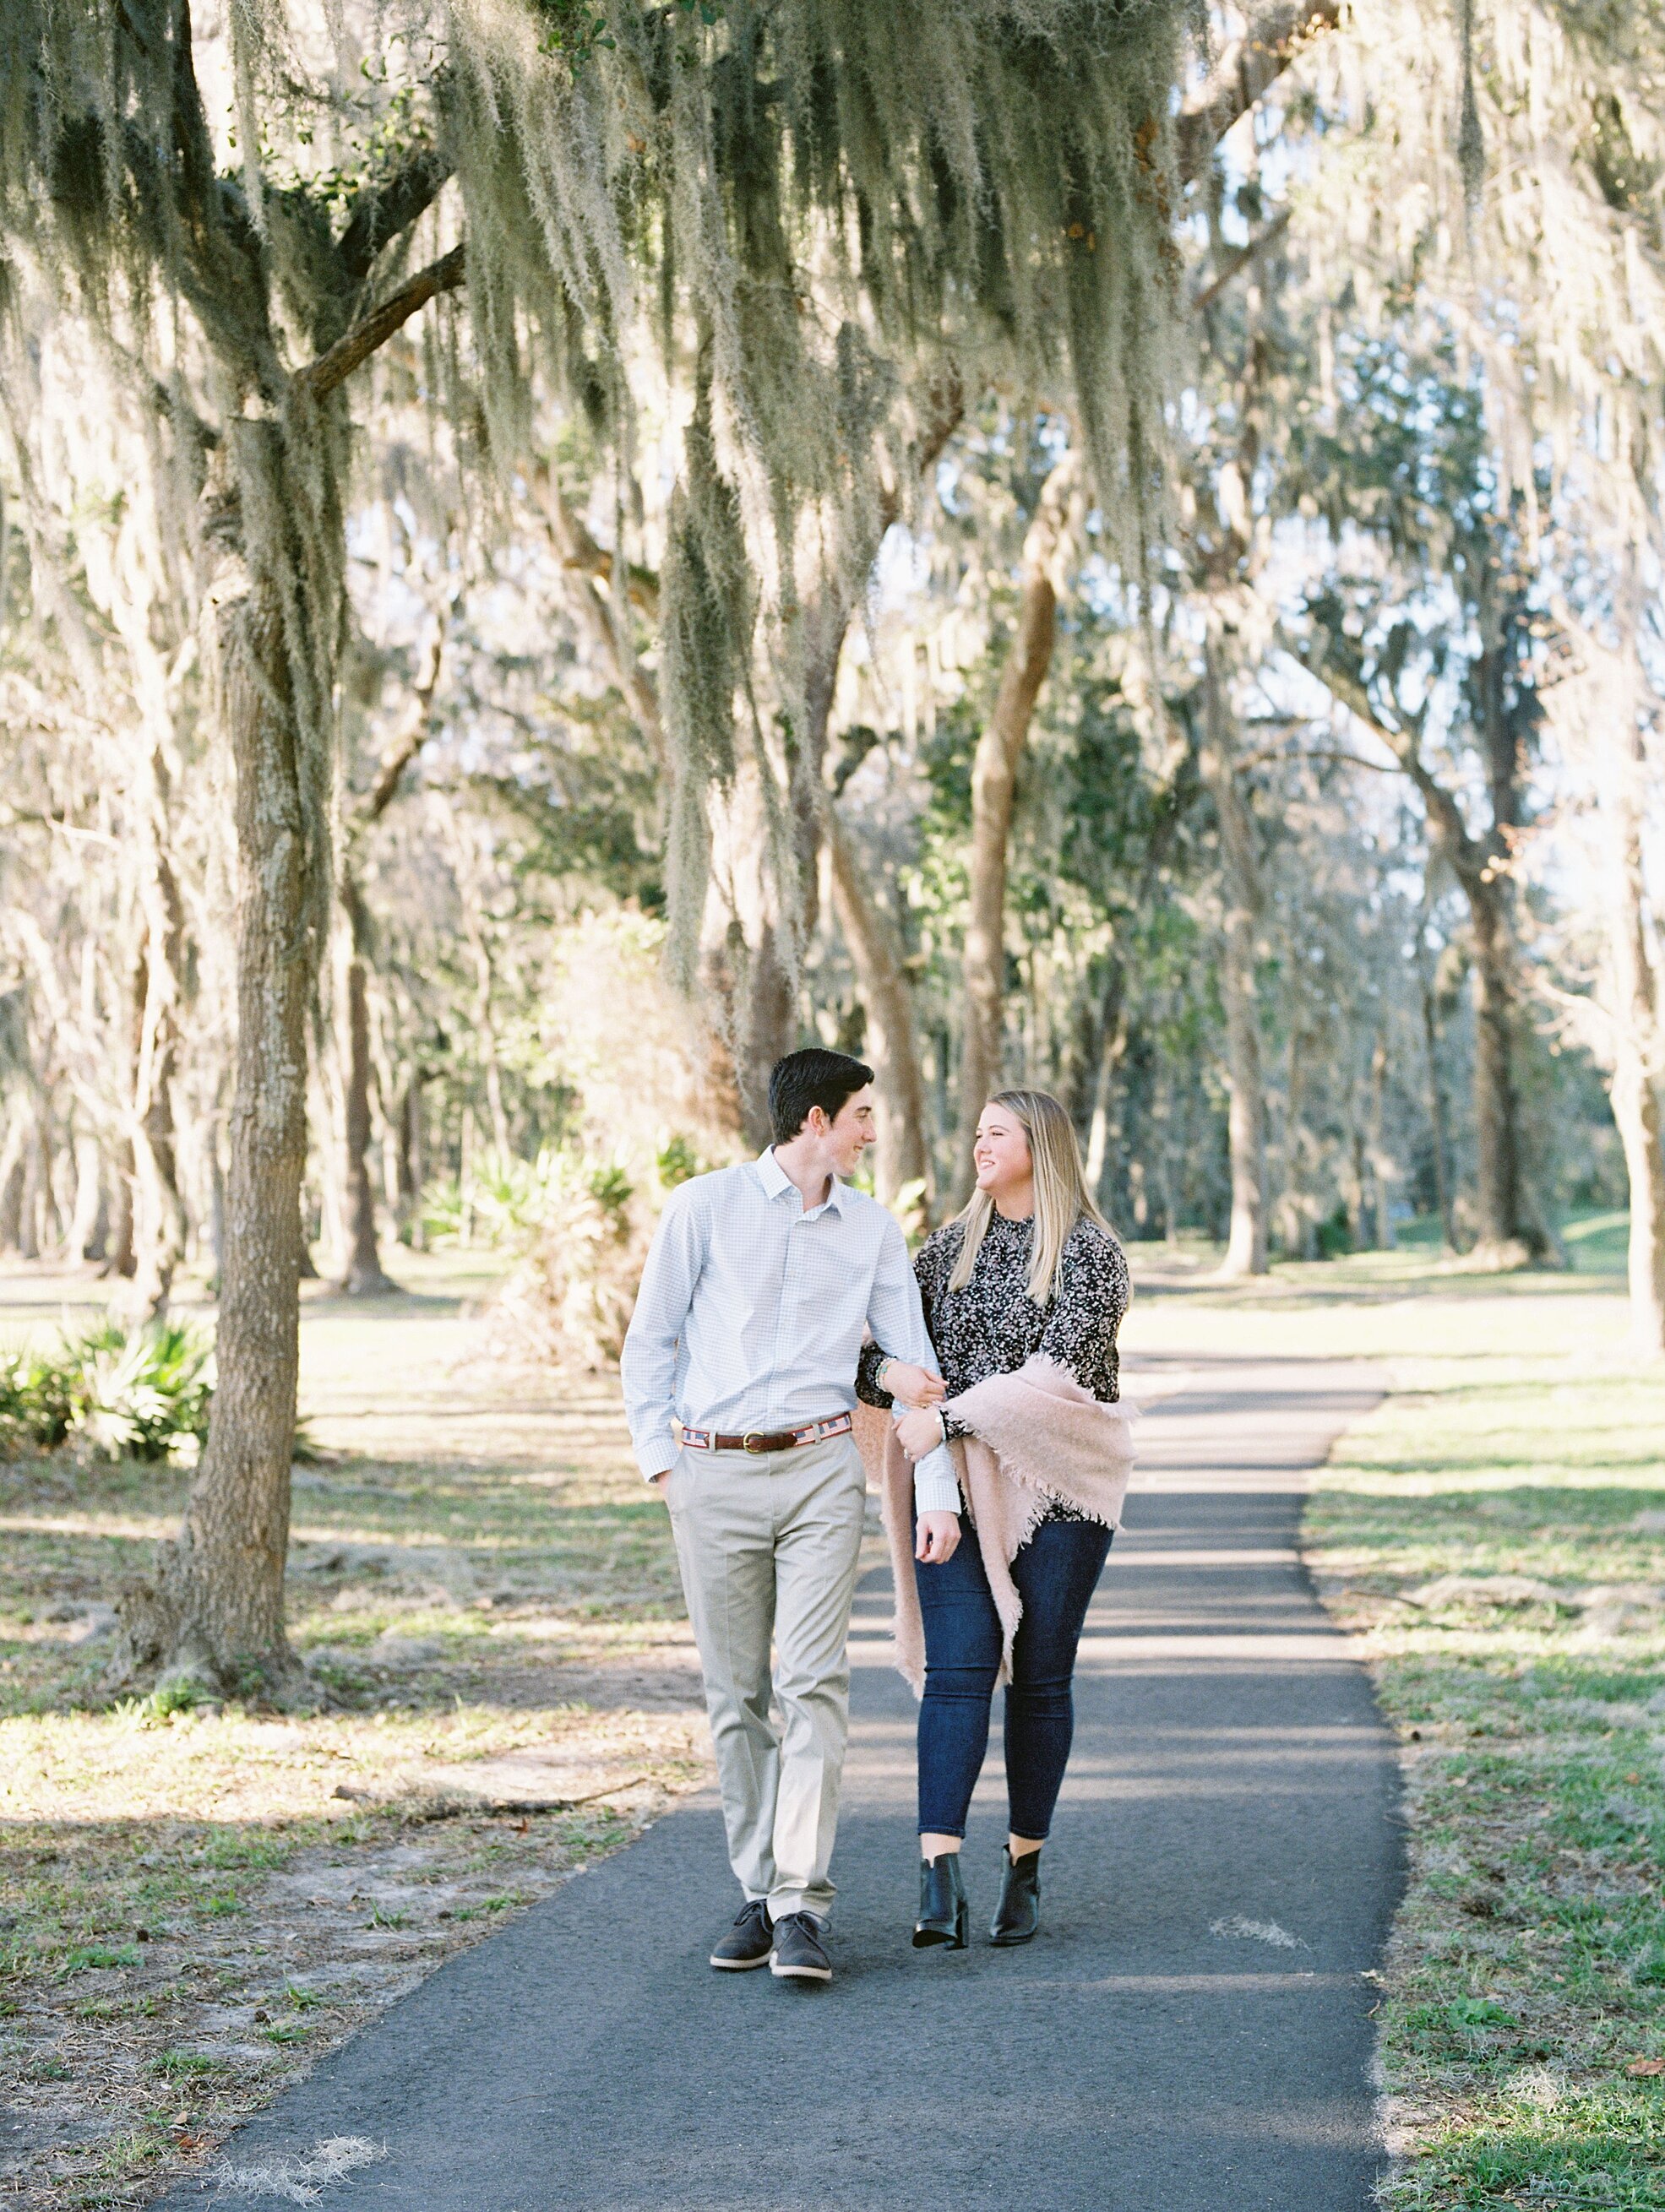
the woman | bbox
[857,1090,1133,1950]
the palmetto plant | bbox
[0,1323,214,1466]
[0,1349,79,1454]
[64,1321,215,1465]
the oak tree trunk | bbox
[1467,884,1532,1262]
[1417,916,1460,1253]
[954,456,1077,1198]
[1199,636,1268,1276]
[338,879,397,1296]
[114,421,328,1697]
[826,807,930,1204]
[1368,1033,1395,1248]
[1602,728,1665,1355]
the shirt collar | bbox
[756,1146,847,1215]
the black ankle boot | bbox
[913,1852,969,1949]
[989,1847,1041,1946]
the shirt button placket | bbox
[768,1198,802,1471]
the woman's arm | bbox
[854,1340,892,1407]
[862,1227,955,1409]
[1037,1227,1131,1399]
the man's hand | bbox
[880,1360,946,1409]
[916,1510,960,1565]
[649,1470,670,1493]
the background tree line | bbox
[0,0,1661,1695]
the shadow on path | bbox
[159,1356,1402,2212]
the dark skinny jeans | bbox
[914,1514,1113,1841]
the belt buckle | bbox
[742,1431,768,1454]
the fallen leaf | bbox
[1626,2057,1665,2077]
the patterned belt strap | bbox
[680,1411,855,1454]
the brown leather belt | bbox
[679,1411,854,1455]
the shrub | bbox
[486,1152,647,1370]
[66,1320,214,1463]
[0,1347,79,1457]
[0,1319,212,1465]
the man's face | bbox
[821,1084,877,1176]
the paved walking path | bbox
[163,1351,1401,2212]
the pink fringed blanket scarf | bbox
[853,1355,1137,1694]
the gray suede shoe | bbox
[769,1911,832,1983]
[710,1899,773,1970]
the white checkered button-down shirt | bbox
[621,1147,960,1514]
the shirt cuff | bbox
[911,1442,960,1516]
[634,1434,679,1481]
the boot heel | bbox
[914,1852,970,1950]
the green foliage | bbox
[425,1133,716,1254]
[0,1347,78,1454]
[66,1321,214,1464]
[0,1321,212,1466]
[655,1133,705,1188]
[444,0,1194,970]
[422,1148,637,1250]
[57,1946,141,1977]
[148,2051,224,2079]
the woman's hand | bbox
[880,1360,946,1409]
[896,1406,946,1462]
[915,1510,960,1565]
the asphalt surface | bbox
[162,1349,1401,2212]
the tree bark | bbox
[396,1073,425,1247]
[115,421,327,1697]
[1602,724,1665,1354]
[1198,635,1268,1275]
[0,1103,27,1254]
[1417,906,1460,1253]
[337,879,396,1296]
[1292,637,1547,1264]
[1276,1027,1314,1258]
[1083,962,1129,1210]
[1466,884,1532,1259]
[1368,1031,1396,1248]
[335,621,443,1294]
[954,455,1078,1198]
[125,814,190,1321]
[825,807,930,1204]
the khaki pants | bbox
[664,1432,867,1922]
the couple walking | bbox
[621,1048,1134,1983]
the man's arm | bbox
[867,1216,960,1517]
[620,1184,707,1481]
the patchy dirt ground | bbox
[0,1256,709,2209]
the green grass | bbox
[1303,1314,1665,2209]
[0,1251,705,2208]
[1564,1211,1633,1276]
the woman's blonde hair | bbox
[947,1089,1111,1306]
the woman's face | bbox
[972,1105,1033,1198]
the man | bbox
[622,1047,960,1984]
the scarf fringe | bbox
[856,1356,1137,1696]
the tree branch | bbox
[1191,208,1293,313]
[879,370,966,531]
[1277,625,1488,878]
[296,244,465,399]
[335,147,455,291]
[528,465,666,763]
[1176,0,1345,186]
[352,616,448,835]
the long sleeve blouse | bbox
[857,1209,1131,1517]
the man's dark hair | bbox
[768,1048,874,1146]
